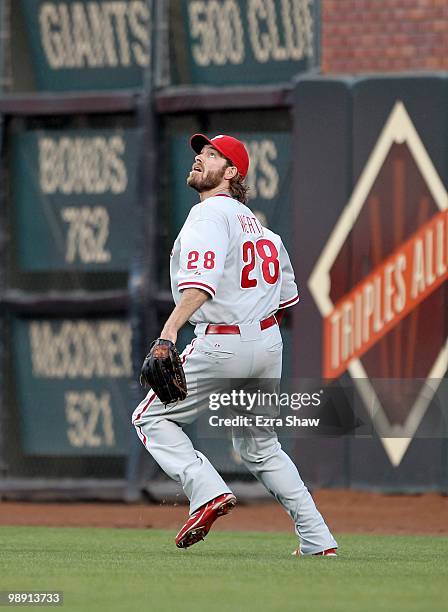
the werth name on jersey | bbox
[237,214,263,234]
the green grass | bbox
[0,527,447,612]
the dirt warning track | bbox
[0,490,447,535]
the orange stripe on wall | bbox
[324,209,448,379]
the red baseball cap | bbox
[190,133,249,178]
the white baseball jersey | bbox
[170,194,299,325]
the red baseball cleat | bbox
[175,493,237,549]
[292,547,338,557]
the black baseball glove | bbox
[139,339,188,405]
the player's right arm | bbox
[276,242,300,323]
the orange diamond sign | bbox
[308,102,448,466]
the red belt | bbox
[205,315,277,335]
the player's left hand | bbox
[139,338,187,405]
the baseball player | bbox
[132,134,338,556]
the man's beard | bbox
[187,166,226,193]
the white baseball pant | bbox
[132,321,337,554]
